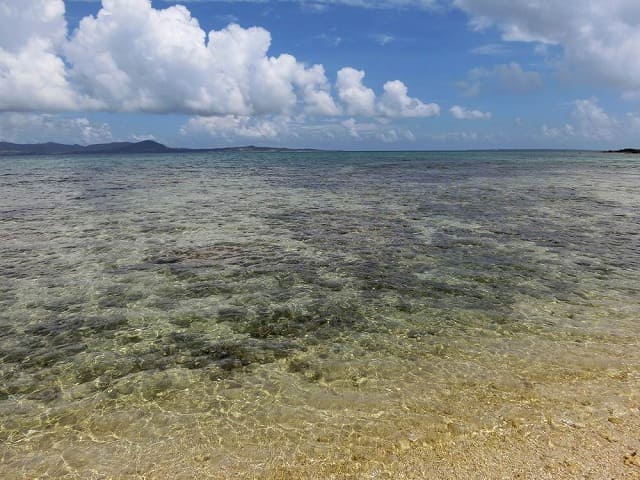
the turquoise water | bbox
[1,150,639,478]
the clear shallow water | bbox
[1,150,639,478]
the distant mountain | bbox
[0,140,318,156]
[605,148,640,154]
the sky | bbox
[0,0,639,150]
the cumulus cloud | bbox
[0,39,80,111]
[163,0,439,8]
[181,115,286,140]
[540,99,617,142]
[338,117,414,142]
[376,127,416,143]
[571,98,616,140]
[295,0,640,97]
[337,68,439,118]
[180,114,417,147]
[0,0,87,111]
[336,68,377,116]
[0,0,66,51]
[379,80,440,117]
[450,105,491,120]
[457,62,542,97]
[540,123,575,140]
[0,0,443,137]
[0,113,112,144]
[453,0,640,95]
[64,0,340,116]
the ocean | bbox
[1,150,639,478]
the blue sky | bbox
[1,0,639,149]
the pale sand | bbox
[3,306,639,479]
[3,372,639,479]
[132,372,640,479]
[22,355,631,480]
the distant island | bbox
[0,140,318,156]
[605,148,640,154]
[3,141,637,156]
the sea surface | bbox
[1,150,639,478]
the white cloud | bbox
[491,63,542,94]
[337,68,439,118]
[379,80,440,117]
[627,113,640,131]
[315,33,342,47]
[431,130,480,142]
[450,105,491,120]
[376,127,415,143]
[181,115,286,140]
[1,0,446,139]
[339,117,414,142]
[540,99,617,142]
[453,0,640,95]
[0,113,112,144]
[0,0,88,111]
[341,118,360,138]
[571,98,616,140]
[161,0,439,8]
[338,117,414,142]
[541,123,575,139]
[336,68,377,116]
[73,0,640,106]
[0,39,81,111]
[131,133,157,142]
[454,80,481,98]
[294,64,342,116]
[180,114,417,147]
[457,62,542,96]
[469,43,509,55]
[318,0,438,6]
[64,0,340,116]
[371,33,395,45]
[0,0,66,52]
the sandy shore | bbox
[135,370,640,479]
[5,348,636,480]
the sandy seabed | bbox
[2,151,639,479]
[3,333,639,480]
